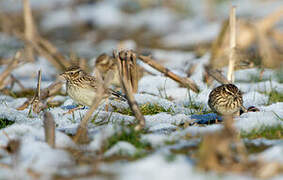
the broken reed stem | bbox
[0,51,21,89]
[23,0,35,61]
[114,50,145,131]
[17,80,63,111]
[198,115,247,172]
[204,65,230,84]
[44,112,55,148]
[73,97,102,143]
[36,70,41,99]
[227,6,236,83]
[40,80,63,100]
[223,115,247,163]
[73,72,105,144]
[119,50,139,93]
[130,53,139,93]
[38,37,71,69]
[139,55,200,93]
[22,0,68,67]
[14,31,70,71]
[30,70,42,113]
[10,75,26,90]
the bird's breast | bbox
[67,85,96,107]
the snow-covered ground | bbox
[0,0,282,179]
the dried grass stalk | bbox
[23,0,36,62]
[14,31,70,71]
[73,72,105,144]
[40,80,63,100]
[198,115,247,172]
[44,112,55,148]
[17,80,63,111]
[130,53,139,93]
[204,65,230,84]
[139,55,200,93]
[30,70,43,113]
[38,37,71,69]
[227,6,236,83]
[117,50,139,93]
[10,75,26,90]
[0,51,21,89]
[114,50,145,131]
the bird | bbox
[94,53,121,88]
[94,53,145,88]
[60,66,126,109]
[208,84,245,116]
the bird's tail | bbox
[108,89,127,101]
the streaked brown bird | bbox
[60,66,126,107]
[94,53,121,87]
[94,53,145,88]
[208,84,245,116]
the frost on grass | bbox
[104,141,137,157]
[0,95,40,125]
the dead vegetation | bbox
[209,8,283,70]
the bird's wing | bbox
[84,74,126,101]
[84,75,98,90]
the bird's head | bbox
[95,53,114,72]
[60,66,85,81]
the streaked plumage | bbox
[95,53,120,87]
[94,53,145,87]
[208,84,243,116]
[60,66,125,107]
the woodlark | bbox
[94,53,121,87]
[60,66,126,108]
[94,53,145,88]
[208,84,245,116]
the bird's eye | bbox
[70,72,73,75]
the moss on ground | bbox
[241,126,283,139]
[0,118,14,129]
[184,102,212,115]
[106,126,151,150]
[267,90,283,104]
[113,103,174,116]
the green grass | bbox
[267,90,283,104]
[0,118,14,129]
[3,89,35,98]
[276,69,283,83]
[113,103,174,116]
[106,126,151,150]
[185,89,212,115]
[104,125,152,160]
[184,102,212,115]
[244,142,270,154]
[241,126,283,139]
